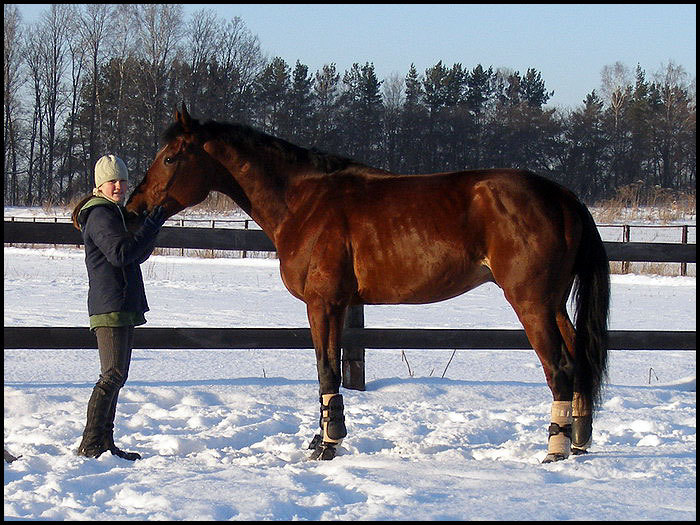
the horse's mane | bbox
[162,118,372,175]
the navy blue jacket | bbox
[77,197,159,318]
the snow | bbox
[4,221,696,520]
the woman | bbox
[71,154,167,460]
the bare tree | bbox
[107,4,141,156]
[4,4,25,205]
[382,72,404,171]
[38,4,71,201]
[24,24,46,205]
[213,15,266,121]
[183,8,222,112]
[652,61,696,188]
[600,62,632,189]
[134,4,184,153]
[76,3,114,189]
[60,6,88,198]
[600,61,632,130]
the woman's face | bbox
[98,179,128,204]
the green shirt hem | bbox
[90,311,147,331]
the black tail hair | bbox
[572,204,610,411]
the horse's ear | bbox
[181,103,192,122]
[175,103,194,132]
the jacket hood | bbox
[77,196,122,229]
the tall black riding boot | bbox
[104,393,141,461]
[77,384,114,458]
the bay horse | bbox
[126,105,609,463]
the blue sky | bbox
[14,3,696,109]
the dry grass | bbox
[189,193,241,214]
[591,183,696,224]
[610,261,695,277]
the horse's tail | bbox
[572,203,610,411]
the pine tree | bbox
[400,64,428,173]
[563,90,607,199]
[626,64,653,187]
[422,61,450,170]
[465,64,494,166]
[466,64,493,118]
[287,60,314,145]
[520,68,553,108]
[338,62,383,164]
[312,63,341,153]
[254,56,291,135]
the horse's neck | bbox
[217,160,290,239]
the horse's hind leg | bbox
[517,306,576,463]
[556,310,593,455]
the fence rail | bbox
[3,221,696,263]
[4,220,696,390]
[4,327,695,351]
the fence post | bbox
[680,225,688,276]
[242,220,249,259]
[342,304,366,391]
[622,224,631,274]
[180,219,185,256]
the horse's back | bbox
[339,169,568,304]
[280,168,585,305]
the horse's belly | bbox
[354,253,492,305]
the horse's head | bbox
[126,105,215,219]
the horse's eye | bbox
[165,156,176,165]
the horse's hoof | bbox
[542,452,568,463]
[309,445,337,461]
[571,447,588,456]
[307,434,338,460]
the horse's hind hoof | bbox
[542,452,568,463]
[308,434,338,460]
[571,447,588,456]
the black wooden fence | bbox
[4,220,696,263]
[4,221,696,390]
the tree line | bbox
[4,4,696,208]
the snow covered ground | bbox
[3,219,696,520]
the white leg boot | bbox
[543,400,572,463]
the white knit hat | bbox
[94,155,128,188]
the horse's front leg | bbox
[306,297,348,460]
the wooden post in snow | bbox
[342,304,366,391]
